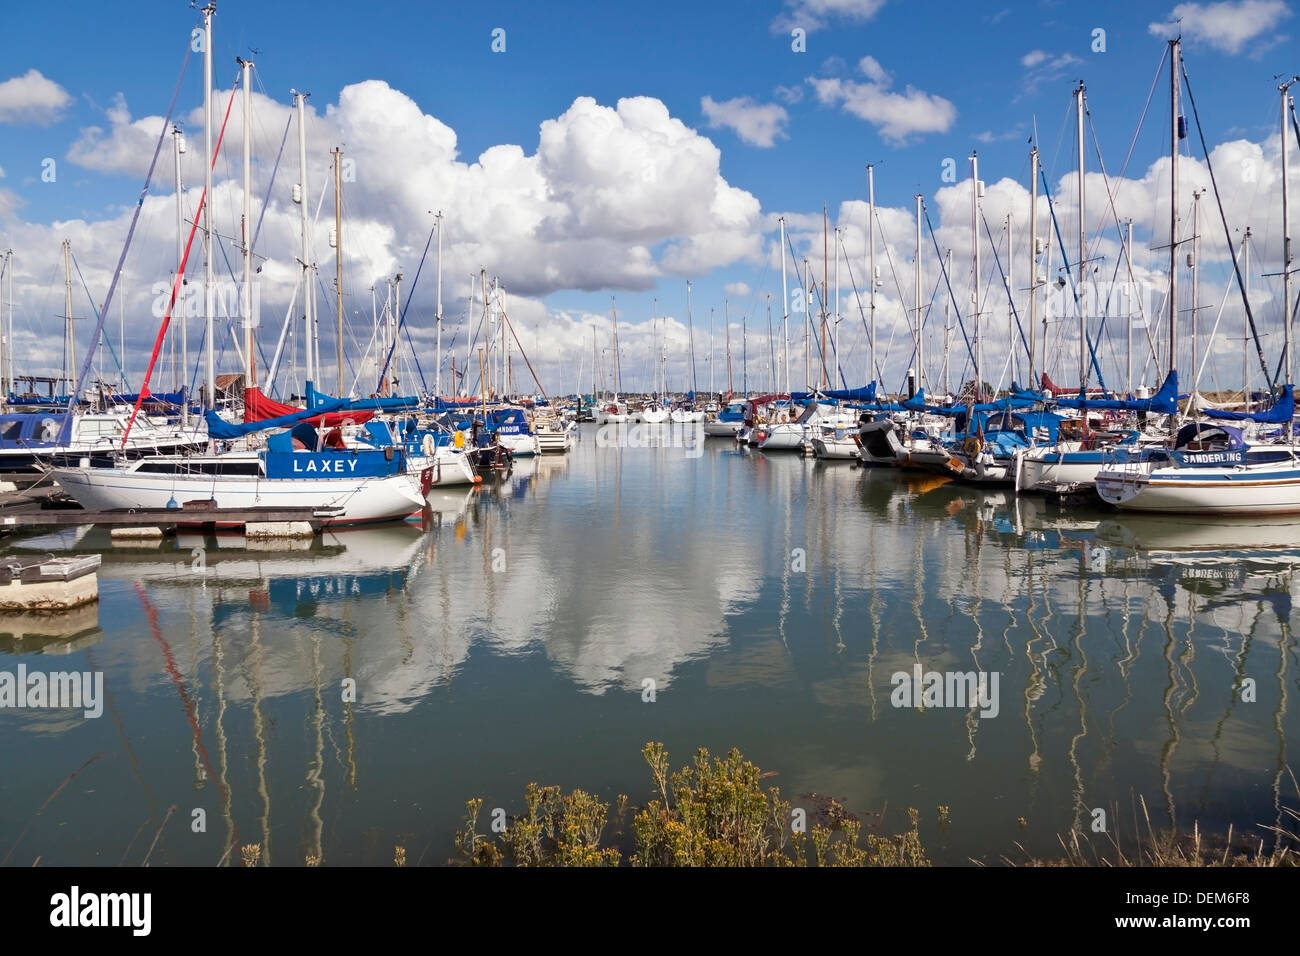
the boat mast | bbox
[202,1,215,411]
[172,126,187,416]
[293,91,312,388]
[709,306,715,396]
[802,257,810,387]
[1191,188,1203,394]
[1126,219,1135,392]
[1169,38,1180,389]
[1282,76,1297,386]
[391,272,401,396]
[435,210,443,398]
[1006,212,1014,383]
[820,207,829,389]
[1075,83,1086,393]
[725,299,733,394]
[239,56,255,390]
[611,295,621,396]
[1028,146,1039,386]
[944,248,952,396]
[1,248,10,399]
[971,152,981,400]
[332,146,344,396]
[833,225,840,388]
[62,239,74,396]
[1243,227,1252,411]
[779,215,789,394]
[867,164,876,387]
[914,194,923,393]
[686,280,697,395]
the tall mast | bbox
[779,216,789,394]
[1282,76,1297,386]
[1,248,10,399]
[970,153,981,399]
[833,226,840,388]
[867,164,877,386]
[686,280,696,395]
[821,205,829,388]
[1191,188,1203,393]
[1028,146,1039,386]
[709,306,715,396]
[802,257,810,387]
[202,1,215,410]
[1169,38,1180,383]
[293,91,313,386]
[1006,212,1014,383]
[173,125,187,418]
[435,210,443,397]
[611,295,621,395]
[239,57,255,389]
[1243,227,1252,411]
[1075,83,1087,391]
[332,147,344,396]
[914,194,923,391]
[62,239,74,395]
[944,248,952,396]
[1126,219,1135,391]
[391,272,401,396]
[725,299,733,393]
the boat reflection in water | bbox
[2,425,1296,866]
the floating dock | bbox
[0,487,344,536]
[0,554,101,612]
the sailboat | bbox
[49,51,425,525]
[1096,43,1300,514]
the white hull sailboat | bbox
[49,451,426,525]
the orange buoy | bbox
[473,475,483,484]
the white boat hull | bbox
[811,437,860,460]
[1096,462,1300,514]
[49,462,426,525]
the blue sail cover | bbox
[901,388,927,412]
[823,384,877,402]
[305,382,419,411]
[110,389,187,406]
[1205,384,1295,424]
[927,396,1037,416]
[1055,370,1180,415]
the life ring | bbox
[963,435,983,457]
[422,432,435,457]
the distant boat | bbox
[704,399,747,437]
[638,400,669,424]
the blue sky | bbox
[0,0,1296,396]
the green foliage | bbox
[455,742,930,867]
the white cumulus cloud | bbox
[700,95,789,148]
[773,0,888,33]
[1148,1,1292,54]
[809,56,956,144]
[0,69,72,126]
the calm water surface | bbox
[2,424,1297,865]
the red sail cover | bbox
[1040,373,1107,398]
[243,386,374,427]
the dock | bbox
[0,487,344,536]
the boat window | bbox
[0,421,24,441]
